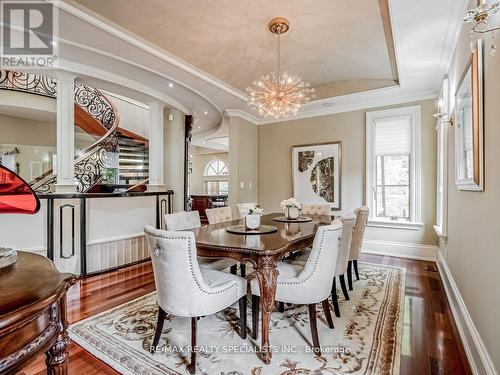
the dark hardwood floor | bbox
[18,254,472,375]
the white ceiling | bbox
[53,0,467,136]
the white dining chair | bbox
[164,211,237,272]
[286,213,356,318]
[347,206,369,290]
[250,221,343,354]
[300,203,331,216]
[145,226,247,374]
[236,202,257,218]
[205,206,233,224]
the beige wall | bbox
[229,116,258,207]
[190,151,228,194]
[0,113,55,146]
[258,100,437,245]
[443,9,500,370]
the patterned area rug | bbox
[69,263,405,375]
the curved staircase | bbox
[0,70,149,193]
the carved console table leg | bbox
[45,297,70,375]
[254,256,279,364]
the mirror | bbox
[455,39,484,191]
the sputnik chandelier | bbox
[464,0,500,56]
[246,17,315,119]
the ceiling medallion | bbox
[464,0,500,56]
[246,17,315,119]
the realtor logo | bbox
[1,0,58,68]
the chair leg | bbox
[188,317,197,374]
[353,260,360,280]
[321,299,334,329]
[331,277,341,317]
[238,295,247,339]
[252,295,260,340]
[240,263,246,278]
[230,264,237,275]
[278,301,284,313]
[339,274,350,300]
[347,261,353,291]
[307,304,321,355]
[151,307,166,352]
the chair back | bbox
[299,220,343,301]
[301,203,331,216]
[164,210,201,230]
[205,206,233,224]
[349,206,369,260]
[236,202,257,218]
[334,213,356,276]
[144,226,211,316]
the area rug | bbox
[69,263,405,375]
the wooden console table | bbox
[0,252,77,374]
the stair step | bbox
[119,166,149,172]
[118,139,148,147]
[119,152,148,159]
[120,172,149,178]
[119,158,149,164]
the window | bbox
[204,158,228,195]
[366,106,422,229]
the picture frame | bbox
[454,39,484,191]
[292,141,342,211]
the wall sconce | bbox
[464,0,500,56]
[433,99,454,127]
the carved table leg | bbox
[46,297,70,375]
[254,256,279,364]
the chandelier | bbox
[464,0,500,56]
[246,17,315,119]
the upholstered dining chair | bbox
[203,206,246,276]
[236,202,257,218]
[286,213,356,318]
[250,221,343,354]
[300,203,332,216]
[164,210,237,272]
[347,206,369,290]
[205,206,233,224]
[144,226,247,374]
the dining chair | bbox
[205,206,233,224]
[300,203,331,216]
[202,207,246,276]
[236,202,257,218]
[286,213,356,318]
[164,210,237,272]
[250,221,343,354]
[347,206,369,290]
[145,226,247,374]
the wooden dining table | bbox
[188,212,332,364]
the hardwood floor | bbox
[18,254,472,375]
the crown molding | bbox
[224,109,263,125]
[54,0,247,101]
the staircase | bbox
[118,136,149,186]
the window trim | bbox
[204,158,229,177]
[366,105,422,230]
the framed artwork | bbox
[455,39,484,191]
[292,142,342,210]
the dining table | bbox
[188,212,332,364]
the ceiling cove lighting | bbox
[464,0,500,56]
[246,17,315,119]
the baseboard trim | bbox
[437,249,498,375]
[361,239,438,261]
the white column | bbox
[147,102,166,191]
[55,72,77,193]
[164,109,185,211]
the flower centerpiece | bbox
[241,204,264,230]
[280,197,302,220]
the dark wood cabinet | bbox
[190,195,228,224]
[0,252,77,375]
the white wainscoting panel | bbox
[86,233,149,274]
[437,249,498,375]
[362,239,438,261]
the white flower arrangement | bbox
[241,204,264,216]
[280,197,302,210]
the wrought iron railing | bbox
[0,70,121,193]
[0,70,56,97]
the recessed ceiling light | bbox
[203,111,208,115]
[168,83,174,88]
